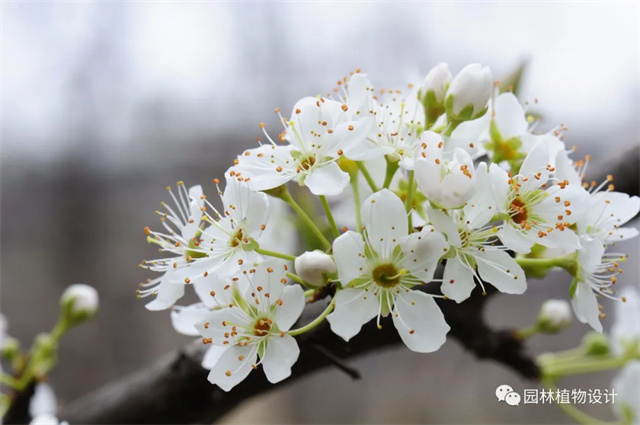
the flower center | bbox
[253,318,272,336]
[509,198,528,225]
[230,228,244,247]
[372,263,401,288]
[299,156,316,171]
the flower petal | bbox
[29,383,57,417]
[426,209,461,246]
[494,93,527,139]
[393,290,449,353]
[498,223,534,253]
[262,333,300,384]
[207,345,257,392]
[305,162,350,196]
[327,288,379,341]
[441,255,476,302]
[201,345,228,370]
[361,189,407,257]
[171,303,211,336]
[570,279,602,332]
[274,285,305,331]
[475,249,527,294]
[400,226,449,282]
[332,231,368,285]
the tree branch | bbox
[55,285,538,424]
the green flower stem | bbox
[514,324,540,339]
[541,378,615,425]
[320,195,339,238]
[286,272,315,289]
[515,254,576,277]
[383,157,399,189]
[351,177,362,232]
[542,355,633,378]
[280,187,332,250]
[357,162,379,193]
[405,170,415,232]
[304,288,315,298]
[0,373,19,388]
[288,299,335,337]
[255,247,296,262]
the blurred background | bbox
[2,2,639,423]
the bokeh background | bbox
[2,2,639,423]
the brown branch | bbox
[54,284,538,424]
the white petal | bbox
[170,303,211,336]
[570,280,602,333]
[520,138,552,177]
[439,172,475,209]
[498,223,533,253]
[494,93,527,139]
[327,288,379,341]
[30,383,57,417]
[464,163,497,228]
[611,286,640,355]
[332,231,368,285]
[144,274,185,311]
[611,361,640,421]
[475,249,527,294]
[400,226,449,282]
[445,113,490,158]
[305,162,350,196]
[393,291,449,353]
[201,345,228,370]
[262,333,300,384]
[345,73,373,113]
[236,145,296,191]
[207,345,256,392]
[182,185,204,240]
[223,174,270,235]
[441,255,476,303]
[426,209,461,246]
[361,189,407,257]
[489,163,510,212]
[274,285,305,332]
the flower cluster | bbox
[139,63,639,392]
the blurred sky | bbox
[2,1,638,168]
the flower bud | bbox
[445,64,492,121]
[60,284,99,326]
[537,299,572,333]
[421,63,452,106]
[294,251,337,287]
[582,331,611,356]
[420,63,452,127]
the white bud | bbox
[538,299,572,333]
[421,63,452,105]
[294,251,337,287]
[61,284,99,319]
[445,64,492,120]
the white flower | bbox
[611,361,640,425]
[234,96,372,196]
[570,235,627,333]
[139,175,270,310]
[28,383,68,425]
[294,250,337,287]
[611,285,640,355]
[445,64,492,120]
[538,299,572,332]
[0,313,7,350]
[327,190,450,353]
[420,63,452,106]
[336,74,427,170]
[414,131,477,209]
[61,284,99,317]
[426,166,526,303]
[194,260,305,391]
[492,141,589,253]
[578,191,640,244]
[138,182,205,310]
